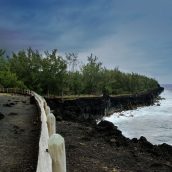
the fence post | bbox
[45,106,50,116]
[48,134,66,172]
[47,113,56,137]
[43,101,47,111]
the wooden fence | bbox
[0,88,66,172]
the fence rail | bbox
[0,88,33,95]
[0,88,66,172]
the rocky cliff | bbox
[45,86,164,121]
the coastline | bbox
[56,119,172,172]
[104,88,172,145]
[46,86,172,171]
[46,86,164,122]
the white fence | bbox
[0,88,66,172]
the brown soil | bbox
[0,94,40,172]
[56,120,172,172]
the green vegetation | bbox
[0,48,159,95]
[0,50,25,88]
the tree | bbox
[81,54,103,94]
[0,71,25,88]
[0,49,9,71]
[65,53,78,72]
[65,71,83,95]
[41,49,67,95]
[9,48,42,92]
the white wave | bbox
[104,89,172,145]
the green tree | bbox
[81,54,103,94]
[0,49,25,88]
[9,48,42,92]
[0,49,9,71]
[41,49,67,95]
[0,71,25,88]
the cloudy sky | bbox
[0,0,172,84]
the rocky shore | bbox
[46,86,172,171]
[44,87,172,172]
[56,120,172,172]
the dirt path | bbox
[56,120,172,172]
[0,94,40,172]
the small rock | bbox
[68,144,77,150]
[56,115,63,121]
[112,168,118,172]
[102,166,108,171]
[110,138,116,143]
[79,142,86,146]
[119,113,125,116]
[30,96,35,104]
[0,112,5,120]
[9,102,15,106]
[81,136,91,141]
[14,130,18,134]
[132,138,138,143]
[3,103,11,107]
[139,136,153,149]
[8,112,18,116]
[13,125,19,129]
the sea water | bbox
[104,85,172,145]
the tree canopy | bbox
[0,48,159,95]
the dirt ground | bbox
[56,120,172,172]
[0,94,40,172]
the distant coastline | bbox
[161,84,172,89]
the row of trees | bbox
[0,48,159,96]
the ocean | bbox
[104,85,172,145]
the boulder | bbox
[138,136,153,149]
[97,120,123,139]
[97,120,116,131]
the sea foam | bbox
[104,88,172,145]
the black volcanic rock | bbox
[96,120,130,146]
[97,120,121,136]
[46,87,164,121]
[138,136,154,149]
[0,112,4,120]
[30,96,36,104]
[158,143,172,156]
[131,138,138,143]
[97,120,116,130]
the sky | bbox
[0,0,172,84]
